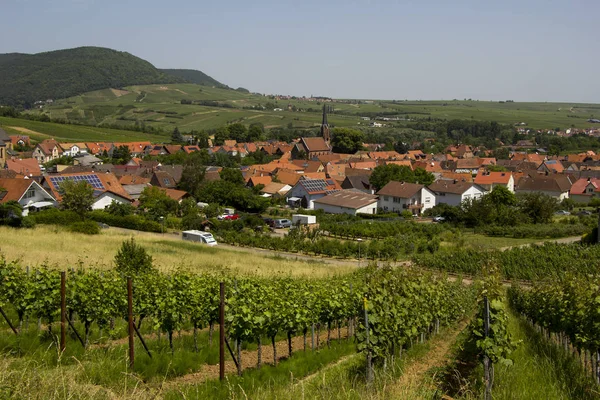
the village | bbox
[1,109,599,218]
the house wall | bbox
[18,183,57,215]
[516,189,568,200]
[92,192,130,210]
[286,184,327,209]
[434,192,463,207]
[420,187,436,213]
[314,201,377,215]
[377,188,436,215]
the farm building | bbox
[313,189,378,215]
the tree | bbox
[517,192,558,224]
[487,185,517,207]
[213,127,230,146]
[171,127,185,144]
[114,238,154,276]
[138,186,178,221]
[227,123,248,143]
[106,201,135,217]
[59,180,94,217]
[331,128,365,154]
[220,168,244,185]
[178,151,207,197]
[370,165,434,191]
[112,145,132,165]
[247,124,264,142]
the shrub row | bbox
[88,211,162,233]
[217,230,440,260]
[477,223,590,239]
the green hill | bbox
[159,69,227,88]
[0,47,187,107]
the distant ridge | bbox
[0,46,226,107]
[159,69,227,88]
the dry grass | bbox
[0,226,353,277]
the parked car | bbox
[273,218,292,228]
[554,210,571,216]
[217,213,240,220]
[433,216,446,222]
[262,217,275,227]
[576,210,592,216]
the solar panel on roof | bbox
[50,175,105,190]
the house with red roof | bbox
[569,178,600,203]
[43,172,133,210]
[285,177,341,209]
[32,139,62,164]
[0,178,56,215]
[6,158,42,177]
[474,171,515,192]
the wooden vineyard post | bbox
[219,282,225,381]
[127,278,134,369]
[596,349,600,384]
[483,296,492,400]
[364,297,373,384]
[60,271,66,353]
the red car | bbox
[217,214,240,221]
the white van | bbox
[182,230,218,246]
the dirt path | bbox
[6,126,51,138]
[386,320,469,398]
[164,328,349,388]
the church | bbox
[292,105,333,160]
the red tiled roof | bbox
[0,178,37,203]
[6,158,41,176]
[474,171,512,185]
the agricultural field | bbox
[21,83,600,134]
[0,116,167,143]
[2,222,600,399]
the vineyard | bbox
[509,278,600,383]
[413,242,600,280]
[0,253,478,398]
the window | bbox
[425,197,431,203]
[383,196,389,201]
[24,189,35,199]
[163,178,171,186]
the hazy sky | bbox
[2,0,599,102]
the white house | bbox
[376,181,435,215]
[428,180,487,207]
[313,190,378,215]
[59,143,88,157]
[473,171,515,193]
[92,191,132,210]
[286,177,340,209]
[0,178,57,216]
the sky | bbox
[2,0,599,102]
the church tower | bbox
[321,104,330,144]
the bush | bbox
[88,210,161,232]
[114,238,154,276]
[31,208,81,226]
[69,221,100,235]
[20,216,36,228]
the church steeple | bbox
[321,104,330,144]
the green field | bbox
[0,116,168,143]
[22,83,600,134]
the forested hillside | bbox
[159,68,226,88]
[0,47,184,107]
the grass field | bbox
[0,225,353,277]
[21,83,600,134]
